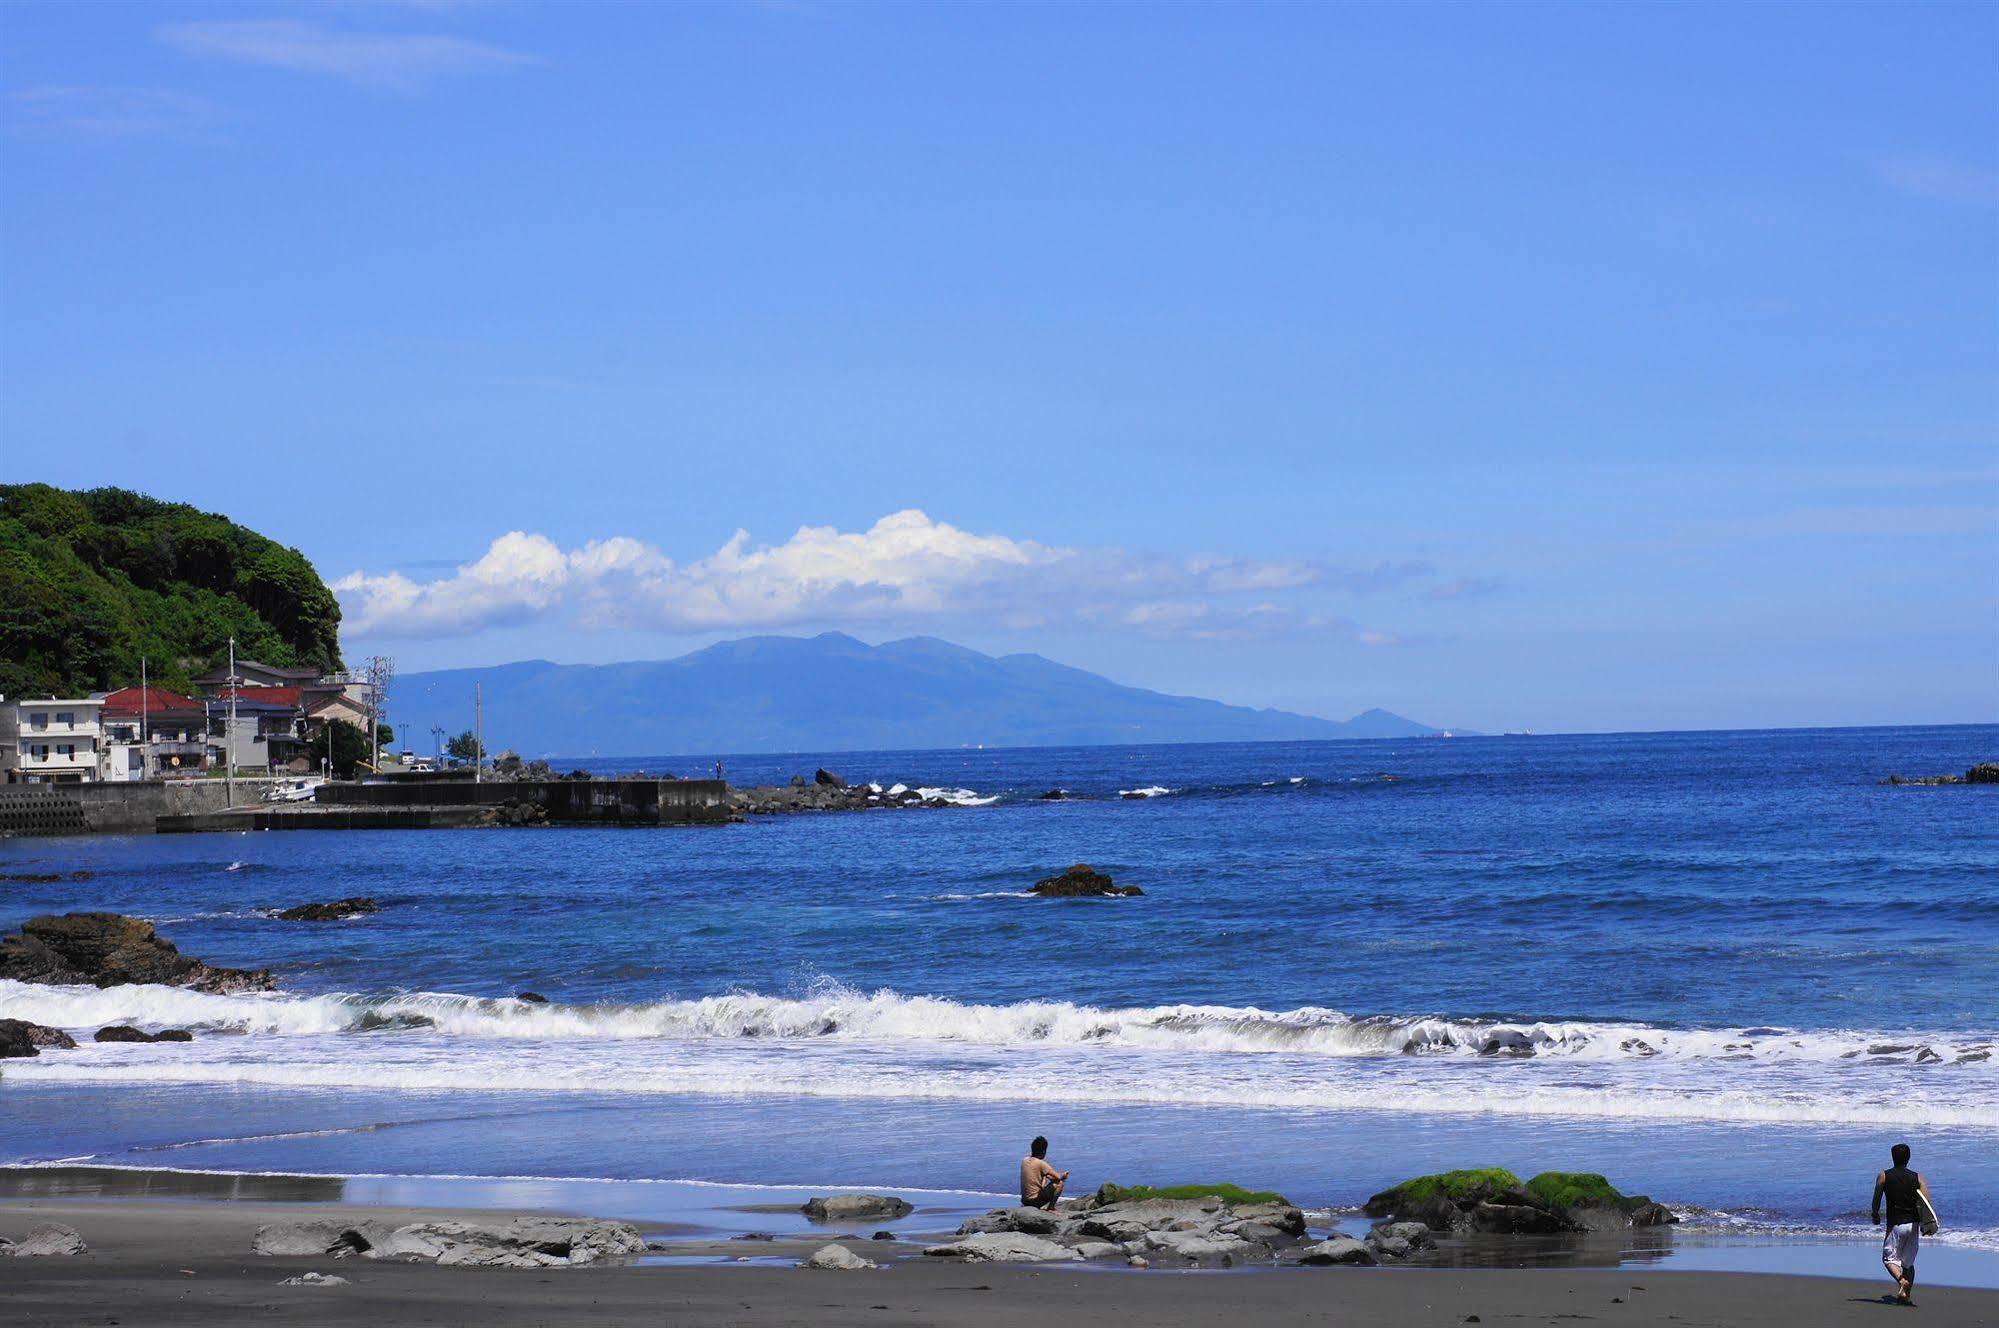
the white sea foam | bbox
[1118,786,1176,798]
[914,787,999,806]
[4,979,1989,1066]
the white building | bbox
[0,697,106,784]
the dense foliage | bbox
[0,483,343,698]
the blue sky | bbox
[3,1,1993,733]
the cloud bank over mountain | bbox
[337,510,1444,645]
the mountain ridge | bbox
[395,631,1446,757]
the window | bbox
[30,712,48,730]
[59,744,75,759]
[57,712,74,727]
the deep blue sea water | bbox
[2,725,1995,1268]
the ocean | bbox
[2,725,1995,1273]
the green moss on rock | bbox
[1369,1168,1523,1210]
[1524,1172,1627,1209]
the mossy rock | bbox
[1524,1172,1625,1209]
[1362,1168,1524,1217]
[1095,1181,1288,1207]
[1526,1171,1677,1227]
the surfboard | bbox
[1917,1189,1941,1237]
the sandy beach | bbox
[1,1195,1993,1327]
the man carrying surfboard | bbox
[1872,1142,1937,1306]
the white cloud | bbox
[158,20,531,91]
[8,86,213,135]
[336,509,1433,643]
[1878,158,1999,209]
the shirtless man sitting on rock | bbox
[1020,1136,1069,1209]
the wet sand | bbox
[4,1197,1996,1327]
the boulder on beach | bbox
[1362,1168,1676,1234]
[943,1190,1308,1268]
[279,1272,350,1286]
[0,1019,77,1058]
[253,1216,645,1267]
[274,897,379,922]
[3,1223,88,1257]
[801,1194,913,1222]
[923,1232,1081,1263]
[0,912,272,993]
[1297,1235,1374,1266]
[1030,864,1144,898]
[800,1243,877,1270]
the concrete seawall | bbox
[0,781,242,838]
[2,778,730,837]
[316,778,731,825]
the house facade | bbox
[207,686,312,773]
[0,698,106,784]
[97,686,210,781]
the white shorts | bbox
[1883,1222,1919,1271]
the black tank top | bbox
[1882,1166,1922,1227]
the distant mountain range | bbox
[394,632,1449,757]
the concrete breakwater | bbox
[4,778,731,837]
[315,778,730,825]
[0,781,241,838]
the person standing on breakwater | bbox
[1020,1136,1069,1209]
[1873,1142,1934,1306]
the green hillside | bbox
[0,483,342,698]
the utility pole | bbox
[474,683,483,784]
[226,637,237,808]
[140,657,149,782]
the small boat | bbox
[262,777,326,804]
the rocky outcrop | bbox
[0,913,272,993]
[1881,763,1999,786]
[1362,1221,1436,1261]
[800,1244,877,1270]
[1297,1235,1374,1265]
[274,898,379,922]
[1030,864,1143,898]
[1362,1169,1676,1234]
[94,1025,193,1043]
[924,1232,1082,1263]
[814,768,846,787]
[0,1019,77,1057]
[730,781,949,815]
[801,1194,913,1222]
[3,1223,87,1257]
[253,1217,645,1267]
[938,1192,1310,1268]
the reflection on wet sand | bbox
[0,1165,345,1203]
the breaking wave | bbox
[4,979,1991,1066]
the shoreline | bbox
[4,1191,1997,1327]
[6,1165,1999,1289]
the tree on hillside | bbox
[0,483,344,697]
[446,729,484,762]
